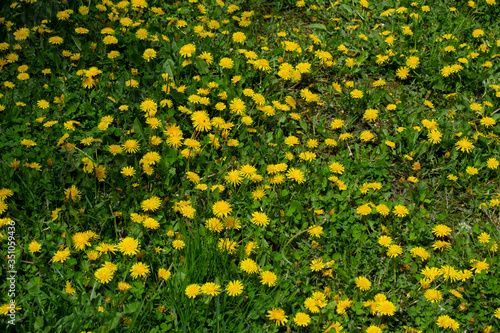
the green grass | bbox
[0,0,500,332]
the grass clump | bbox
[0,0,500,332]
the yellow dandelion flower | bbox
[130,262,150,279]
[266,308,288,326]
[141,196,161,212]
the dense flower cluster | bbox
[0,0,499,331]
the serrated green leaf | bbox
[162,58,176,83]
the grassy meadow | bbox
[1,0,500,332]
